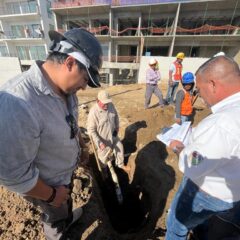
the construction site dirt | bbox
[0,83,239,240]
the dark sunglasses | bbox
[66,114,78,139]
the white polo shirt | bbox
[179,92,240,203]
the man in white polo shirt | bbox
[166,55,240,239]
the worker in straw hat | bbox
[87,90,130,173]
[166,52,185,105]
[0,28,102,239]
[145,57,164,109]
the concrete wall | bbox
[234,50,240,65]
[0,57,22,86]
[138,56,209,83]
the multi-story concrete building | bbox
[0,0,55,69]
[51,0,240,84]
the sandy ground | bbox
[1,83,235,240]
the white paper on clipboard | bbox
[156,121,191,147]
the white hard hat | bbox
[214,52,225,57]
[149,58,157,65]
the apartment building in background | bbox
[0,0,55,69]
[51,0,240,84]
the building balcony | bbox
[58,23,239,37]
[0,2,39,16]
[52,0,111,9]
[0,30,44,40]
[103,55,140,63]
[52,0,199,8]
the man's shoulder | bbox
[1,66,37,95]
[176,89,184,97]
[89,103,99,114]
[0,91,31,118]
[146,68,153,73]
[195,107,240,135]
[169,63,175,70]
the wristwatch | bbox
[46,187,56,204]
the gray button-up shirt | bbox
[0,61,79,194]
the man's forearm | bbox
[169,71,173,81]
[25,178,70,207]
[24,178,53,201]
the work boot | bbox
[43,208,83,240]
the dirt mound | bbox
[0,83,212,240]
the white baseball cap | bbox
[97,90,112,104]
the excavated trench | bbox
[88,156,151,234]
[86,121,173,239]
[91,157,150,235]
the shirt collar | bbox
[211,92,240,114]
[29,61,56,96]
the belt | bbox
[147,83,157,86]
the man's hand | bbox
[169,140,185,155]
[51,185,70,208]
[169,80,173,86]
[176,118,181,125]
[99,142,106,150]
[193,89,199,96]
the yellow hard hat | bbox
[176,52,185,59]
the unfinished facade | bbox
[51,0,240,84]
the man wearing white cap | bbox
[0,28,102,239]
[87,90,130,173]
[145,57,164,109]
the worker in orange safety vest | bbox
[166,52,184,104]
[175,72,197,124]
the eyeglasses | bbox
[66,114,78,139]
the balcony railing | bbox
[0,30,44,39]
[52,0,201,8]
[58,24,240,37]
[52,0,111,8]
[103,55,139,62]
[0,2,39,16]
[111,0,196,6]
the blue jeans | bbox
[165,177,240,240]
[181,115,191,123]
[166,81,179,103]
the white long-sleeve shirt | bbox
[179,92,240,203]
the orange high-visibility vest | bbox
[181,91,193,116]
[173,60,182,81]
